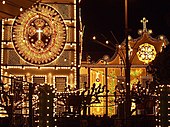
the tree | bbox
[148,44,170,84]
[114,80,157,117]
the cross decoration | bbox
[140,17,148,32]
[36,28,43,41]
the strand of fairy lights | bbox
[1,0,24,12]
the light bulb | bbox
[20,7,23,12]
[2,1,5,4]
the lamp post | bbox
[76,0,80,89]
[125,0,131,123]
[103,55,110,116]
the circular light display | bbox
[12,3,66,65]
[137,43,156,64]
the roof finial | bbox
[140,17,148,32]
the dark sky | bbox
[80,0,170,62]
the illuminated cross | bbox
[140,17,148,32]
[36,28,43,40]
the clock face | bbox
[137,43,157,64]
[12,3,66,65]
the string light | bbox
[92,36,96,40]
[2,0,5,4]
[106,40,109,44]
[19,7,23,12]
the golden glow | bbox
[70,73,73,86]
[140,17,148,32]
[20,7,23,12]
[106,40,109,44]
[148,29,152,34]
[160,35,164,40]
[93,36,96,40]
[12,3,66,65]
[137,43,156,64]
[138,29,143,35]
[2,1,5,4]
[128,35,132,40]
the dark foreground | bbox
[0,115,156,127]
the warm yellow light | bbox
[138,29,143,35]
[148,29,152,34]
[12,3,66,65]
[93,36,96,40]
[2,1,5,4]
[20,7,23,12]
[128,35,132,40]
[160,35,164,40]
[137,43,156,64]
[106,40,109,44]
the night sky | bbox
[80,0,170,62]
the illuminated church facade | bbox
[0,0,169,119]
[1,0,81,91]
[0,0,83,123]
[80,17,168,116]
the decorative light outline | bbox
[12,3,67,65]
[137,43,156,64]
